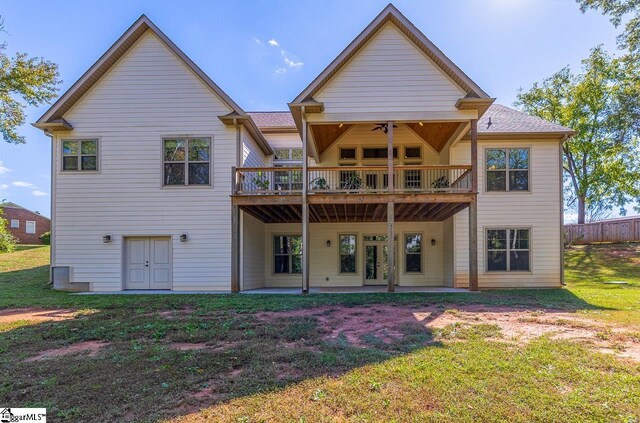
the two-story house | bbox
[34,4,573,292]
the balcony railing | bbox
[233,165,472,195]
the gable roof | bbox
[0,202,49,219]
[36,15,244,125]
[34,15,272,155]
[249,104,575,137]
[293,4,490,104]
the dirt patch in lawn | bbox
[256,304,640,361]
[167,340,241,352]
[24,341,110,362]
[169,342,209,351]
[0,308,79,324]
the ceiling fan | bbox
[371,122,398,134]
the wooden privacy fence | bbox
[565,216,640,244]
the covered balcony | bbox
[232,165,473,223]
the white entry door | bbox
[125,237,172,290]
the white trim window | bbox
[62,139,98,171]
[25,220,36,234]
[10,219,19,228]
[274,235,302,274]
[163,138,211,186]
[405,233,422,272]
[486,148,529,191]
[273,148,303,191]
[486,228,530,271]
[339,234,357,274]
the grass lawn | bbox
[0,244,639,422]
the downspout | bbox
[45,129,55,284]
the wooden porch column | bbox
[469,119,479,291]
[387,120,395,292]
[231,204,240,293]
[302,107,310,293]
[231,120,242,293]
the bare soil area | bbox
[257,304,640,361]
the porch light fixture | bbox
[338,123,344,128]
[419,122,424,126]
[326,240,331,247]
[431,239,436,246]
[180,233,189,242]
[102,234,112,244]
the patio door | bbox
[363,235,396,285]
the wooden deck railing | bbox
[233,165,473,195]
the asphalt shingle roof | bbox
[477,104,574,134]
[248,104,574,135]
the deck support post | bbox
[387,120,395,292]
[302,107,310,294]
[469,119,479,291]
[231,204,240,293]
[231,118,242,294]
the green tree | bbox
[516,47,640,224]
[0,16,60,144]
[0,206,17,253]
[578,0,640,56]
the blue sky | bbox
[0,0,622,219]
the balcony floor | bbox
[235,195,472,223]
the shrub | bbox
[0,208,17,253]
[39,231,51,245]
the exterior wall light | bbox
[180,233,189,242]
[103,234,112,243]
[431,239,436,246]
[326,240,331,247]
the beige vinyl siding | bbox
[314,22,466,114]
[242,130,268,167]
[53,30,236,291]
[241,212,265,290]
[451,139,562,288]
[442,216,454,287]
[263,222,444,288]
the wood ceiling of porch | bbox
[240,201,469,224]
[310,121,461,156]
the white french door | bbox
[125,237,172,290]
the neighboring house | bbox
[0,202,51,244]
[33,4,574,292]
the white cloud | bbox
[283,54,303,68]
[12,181,37,189]
[0,161,10,174]
[0,184,8,190]
[254,36,304,75]
[32,190,48,197]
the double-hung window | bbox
[26,221,36,234]
[486,148,529,191]
[62,139,98,171]
[274,235,302,274]
[163,138,211,186]
[10,219,19,228]
[405,234,422,272]
[339,234,357,273]
[486,228,530,271]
